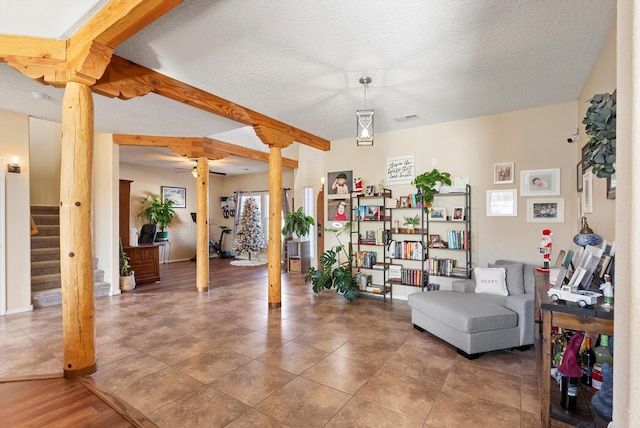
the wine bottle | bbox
[552,328,568,367]
[594,334,614,366]
[561,375,579,410]
[581,336,596,385]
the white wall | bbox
[29,118,61,205]
[0,109,32,313]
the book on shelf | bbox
[385,199,398,208]
[356,273,372,290]
[446,230,467,249]
[355,251,377,268]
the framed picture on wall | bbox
[327,170,353,197]
[607,171,616,200]
[486,189,517,216]
[576,162,583,192]
[520,168,560,196]
[161,186,186,208]
[582,170,593,214]
[494,162,514,184]
[526,198,565,223]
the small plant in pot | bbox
[137,194,176,240]
[305,223,359,301]
[412,169,452,210]
[282,207,315,239]
[404,215,420,233]
[119,239,136,291]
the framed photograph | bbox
[486,189,517,216]
[607,171,616,200]
[365,185,375,196]
[451,207,465,221]
[327,170,353,197]
[427,207,446,221]
[494,162,514,184]
[161,186,186,208]
[399,196,410,208]
[576,162,583,192]
[581,144,590,171]
[328,198,350,222]
[526,198,565,223]
[429,234,441,244]
[520,168,560,196]
[582,170,593,213]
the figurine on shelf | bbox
[353,177,363,195]
[537,229,552,272]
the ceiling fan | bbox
[173,166,227,176]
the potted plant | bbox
[305,223,359,301]
[404,215,420,233]
[119,239,136,291]
[412,169,452,209]
[282,207,315,239]
[137,194,176,240]
[582,90,616,178]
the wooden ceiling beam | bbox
[0,35,66,61]
[115,134,298,169]
[96,56,330,151]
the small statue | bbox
[353,177,363,195]
[376,180,385,196]
[538,229,552,271]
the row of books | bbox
[395,268,425,286]
[355,251,377,268]
[425,258,458,276]
[359,229,387,245]
[445,230,468,249]
[387,240,424,260]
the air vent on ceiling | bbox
[393,114,419,122]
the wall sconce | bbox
[7,156,20,173]
[191,166,198,178]
[320,176,325,190]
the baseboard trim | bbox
[5,305,34,315]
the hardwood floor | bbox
[0,258,275,427]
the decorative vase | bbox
[573,216,602,247]
[120,273,136,291]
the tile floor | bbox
[1,271,544,427]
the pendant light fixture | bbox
[356,76,374,146]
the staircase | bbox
[30,205,111,308]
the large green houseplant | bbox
[137,194,177,238]
[582,90,616,178]
[282,207,315,239]
[305,223,359,301]
[412,168,452,209]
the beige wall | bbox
[577,22,617,241]
[314,101,583,298]
[0,109,32,313]
[29,118,61,206]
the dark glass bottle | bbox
[581,336,596,385]
[561,375,579,410]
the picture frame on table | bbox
[520,168,560,196]
[365,185,375,197]
[399,196,410,208]
[526,198,565,223]
[427,207,446,221]
[161,186,186,208]
[451,207,465,221]
[494,162,514,184]
[486,189,517,216]
[429,234,441,244]
[576,162,583,192]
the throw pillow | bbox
[489,262,525,295]
[474,267,508,296]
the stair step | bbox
[32,224,59,237]
[31,235,60,249]
[32,282,111,308]
[31,260,61,276]
[31,273,61,291]
[31,248,60,263]
[31,205,59,215]
[31,214,60,226]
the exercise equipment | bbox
[211,226,233,258]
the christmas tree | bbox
[232,197,266,259]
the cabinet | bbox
[350,189,392,299]
[124,244,160,284]
[287,240,311,274]
[534,270,613,428]
[386,185,471,294]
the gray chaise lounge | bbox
[408,260,536,358]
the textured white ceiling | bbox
[0,0,616,173]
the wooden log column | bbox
[60,81,96,378]
[195,156,209,292]
[254,125,293,308]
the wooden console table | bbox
[123,244,160,284]
[534,270,613,428]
